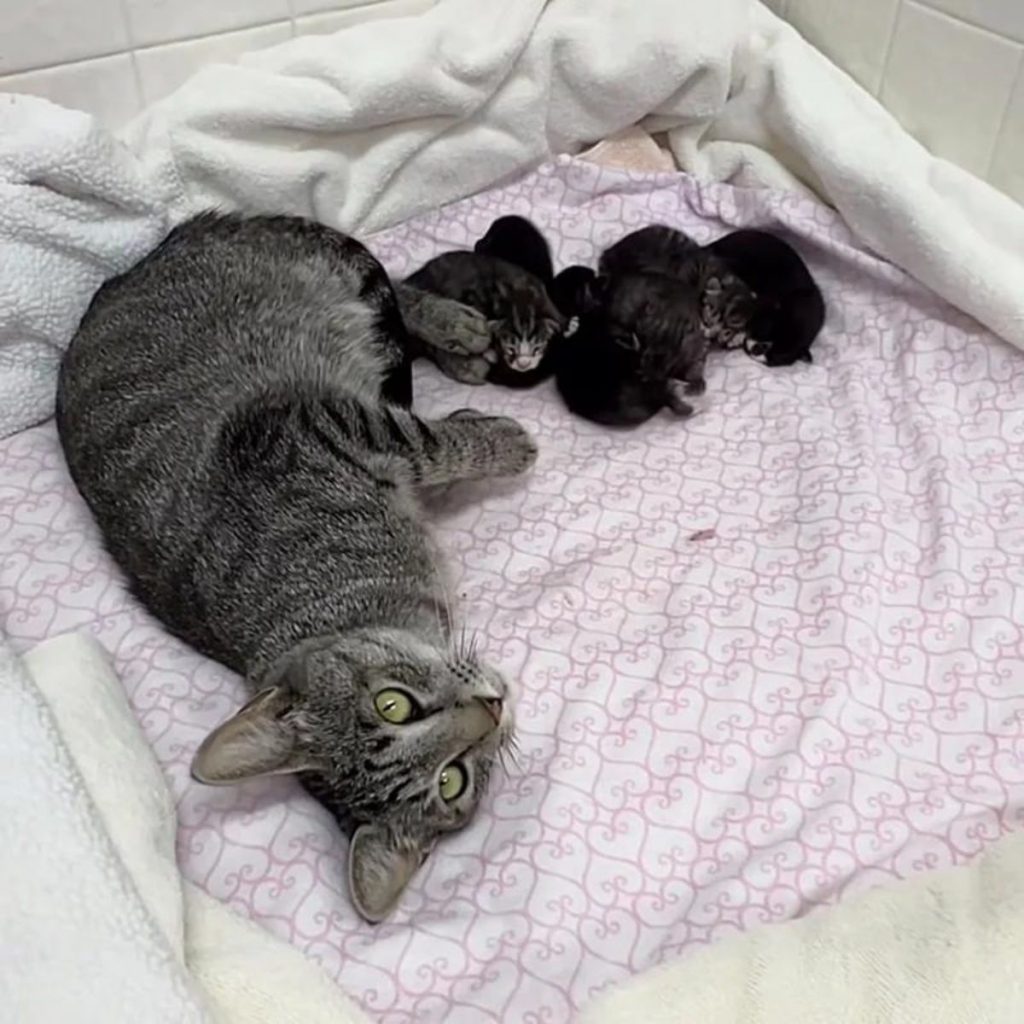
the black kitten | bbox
[601,225,756,358]
[599,224,701,279]
[404,249,564,388]
[554,270,704,427]
[475,215,554,285]
[705,229,824,365]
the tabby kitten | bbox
[56,212,538,922]
[706,228,825,365]
[405,246,565,388]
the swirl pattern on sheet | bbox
[2,158,1023,1023]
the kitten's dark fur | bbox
[56,212,538,922]
[706,229,825,365]
[599,224,701,280]
[475,215,554,285]
[600,225,756,357]
[405,248,564,388]
[551,226,745,426]
[554,270,704,426]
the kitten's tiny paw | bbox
[666,381,696,418]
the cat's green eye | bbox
[374,689,415,724]
[439,762,467,802]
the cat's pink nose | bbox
[477,697,503,725]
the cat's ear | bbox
[191,685,322,785]
[348,823,430,922]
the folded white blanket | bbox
[0,630,370,1024]
[0,97,169,439]
[1,0,1023,444]
[581,828,1024,1024]
[122,0,1024,347]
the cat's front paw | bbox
[490,417,539,475]
[434,352,491,385]
[425,300,492,356]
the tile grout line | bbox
[875,0,907,100]
[0,16,296,80]
[985,45,1023,178]
[112,0,146,116]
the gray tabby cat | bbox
[56,212,538,922]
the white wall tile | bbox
[294,0,435,36]
[786,0,901,93]
[122,0,293,49]
[880,1,1022,175]
[0,54,141,128]
[134,22,292,107]
[989,63,1024,200]
[922,0,1024,44]
[0,0,131,75]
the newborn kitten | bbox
[554,269,704,426]
[56,212,537,923]
[600,224,757,368]
[475,215,555,285]
[599,223,701,279]
[404,249,564,388]
[706,229,825,365]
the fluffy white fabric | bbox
[0,630,370,1024]
[580,828,1024,1024]
[122,0,1024,346]
[0,97,168,440]
[1,0,1023,443]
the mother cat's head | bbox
[191,628,513,922]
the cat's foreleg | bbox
[327,396,537,486]
[404,409,538,485]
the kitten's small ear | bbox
[191,686,321,785]
[348,823,430,923]
[579,273,610,314]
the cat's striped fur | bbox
[56,212,537,921]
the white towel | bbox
[2,0,1024,446]
[122,0,1024,349]
[580,828,1024,1024]
[0,96,168,440]
[0,629,371,1024]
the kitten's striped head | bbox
[491,304,562,372]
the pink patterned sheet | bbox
[3,158,1024,1023]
